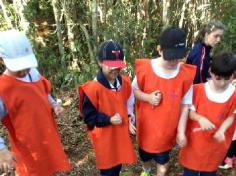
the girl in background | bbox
[186,21,225,84]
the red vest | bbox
[79,76,137,169]
[0,75,70,176]
[180,83,236,171]
[135,59,196,153]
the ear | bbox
[208,68,212,75]
[156,45,161,53]
[0,57,4,65]
[97,61,103,67]
[156,45,163,56]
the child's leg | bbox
[228,140,236,159]
[139,148,153,175]
[219,140,236,169]
[100,164,122,176]
[154,150,171,176]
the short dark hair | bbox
[196,21,225,43]
[210,51,236,78]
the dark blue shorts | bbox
[100,164,122,176]
[139,147,170,165]
[183,168,217,176]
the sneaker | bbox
[140,171,151,176]
[219,163,232,169]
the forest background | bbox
[0,0,236,175]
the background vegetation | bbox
[1,0,236,89]
[0,0,236,175]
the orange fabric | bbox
[180,83,236,171]
[0,75,70,176]
[135,59,196,153]
[79,76,137,169]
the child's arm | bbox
[0,99,14,172]
[189,109,215,130]
[127,90,136,135]
[83,95,122,130]
[176,104,189,147]
[133,89,161,106]
[48,94,64,117]
[132,76,161,107]
[0,147,14,173]
[214,114,235,142]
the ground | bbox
[55,92,231,176]
[0,91,232,176]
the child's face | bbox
[210,72,233,90]
[204,29,224,47]
[8,68,31,78]
[100,64,121,83]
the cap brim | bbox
[102,60,126,69]
[163,48,186,60]
[3,53,38,72]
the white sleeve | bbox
[0,137,6,150]
[127,90,135,117]
[132,76,140,90]
[181,85,193,105]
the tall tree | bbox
[0,0,13,28]
[52,0,65,66]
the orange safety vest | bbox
[135,59,196,153]
[79,76,137,169]
[180,83,236,171]
[0,75,70,176]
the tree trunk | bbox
[178,0,190,28]
[13,0,29,32]
[0,0,13,28]
[162,0,170,27]
[52,0,65,66]
[63,1,79,61]
[141,0,149,47]
[79,24,94,61]
[92,0,98,55]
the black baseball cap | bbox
[98,40,126,68]
[160,27,186,60]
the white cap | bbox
[0,29,38,72]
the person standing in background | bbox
[186,21,225,84]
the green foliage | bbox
[1,0,236,89]
[23,0,53,23]
[211,0,236,53]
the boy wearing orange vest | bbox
[133,27,196,176]
[0,30,70,175]
[79,40,137,176]
[179,52,236,176]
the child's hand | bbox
[148,90,162,106]
[53,105,64,117]
[0,148,14,173]
[176,133,187,147]
[110,113,122,125]
[128,116,136,135]
[198,116,215,130]
[213,130,225,142]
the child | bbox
[179,51,236,176]
[186,21,225,84]
[79,40,137,176]
[132,27,196,176]
[0,29,70,175]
